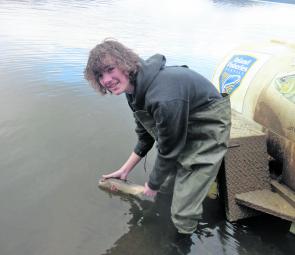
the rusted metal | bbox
[219,112,295,223]
[254,71,295,190]
[213,40,295,192]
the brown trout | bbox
[98,178,153,200]
[98,178,218,200]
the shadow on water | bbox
[98,187,295,255]
[98,190,196,255]
[98,187,234,255]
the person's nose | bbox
[100,73,112,86]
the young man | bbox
[84,39,231,235]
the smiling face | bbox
[84,40,140,95]
[98,58,134,95]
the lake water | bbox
[1,0,295,254]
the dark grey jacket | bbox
[126,54,222,190]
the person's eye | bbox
[107,67,114,73]
[94,71,102,79]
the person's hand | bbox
[102,168,128,180]
[143,182,157,197]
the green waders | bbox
[134,96,231,234]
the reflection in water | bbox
[1,0,295,255]
[211,0,262,7]
[99,190,295,255]
[99,192,194,255]
[98,189,242,255]
[36,48,87,84]
[213,0,295,5]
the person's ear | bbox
[124,70,130,77]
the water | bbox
[0,0,295,254]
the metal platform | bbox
[236,188,295,222]
[220,134,271,222]
[271,180,295,208]
[220,112,295,226]
[220,111,269,221]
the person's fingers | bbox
[102,171,127,180]
[102,171,119,178]
[101,173,113,179]
[144,182,157,197]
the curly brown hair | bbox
[84,39,141,94]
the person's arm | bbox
[147,99,189,190]
[102,152,142,180]
[133,118,155,157]
[126,94,155,158]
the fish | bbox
[98,178,154,201]
[98,177,219,200]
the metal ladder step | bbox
[271,180,295,208]
[235,189,295,222]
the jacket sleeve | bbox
[133,118,155,157]
[148,99,189,190]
